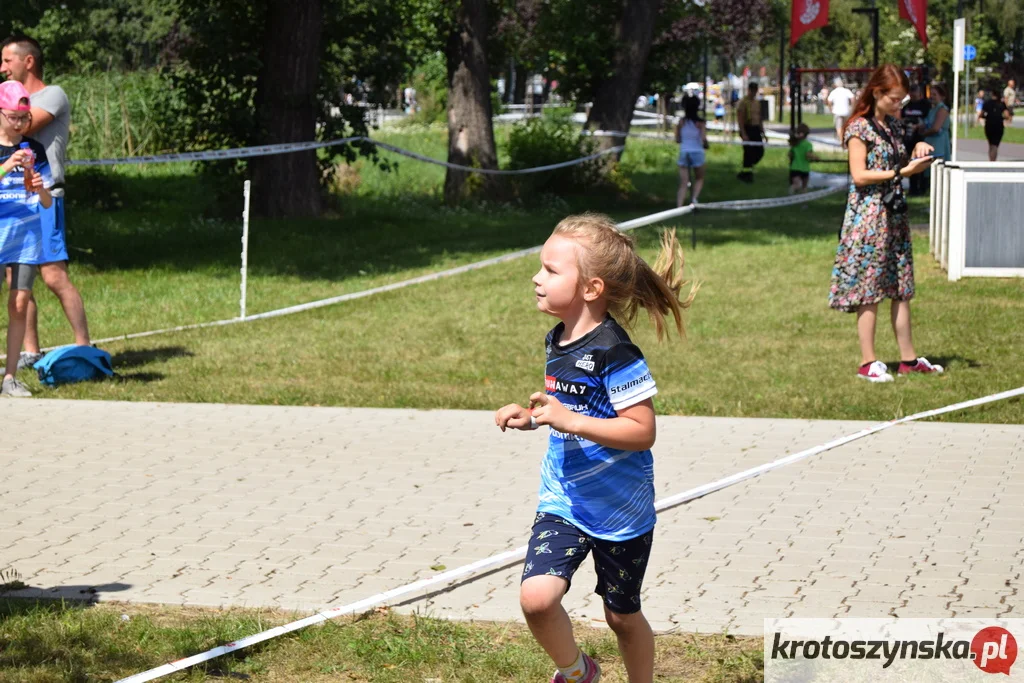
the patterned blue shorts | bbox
[521,512,654,614]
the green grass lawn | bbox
[963,122,1024,145]
[20,126,1021,423]
[785,112,837,130]
[0,600,762,683]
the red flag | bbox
[899,0,928,48]
[790,0,829,47]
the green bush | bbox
[506,108,601,194]
[52,70,185,161]
[405,52,448,125]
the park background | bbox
[0,0,1019,421]
[1,1,1023,681]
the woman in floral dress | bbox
[829,65,943,383]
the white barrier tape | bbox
[4,176,844,361]
[698,184,846,211]
[593,130,790,148]
[67,137,623,175]
[655,385,1024,509]
[117,383,1024,683]
[617,204,694,230]
[371,140,624,175]
[62,245,547,352]
[64,121,838,169]
[592,127,846,151]
[632,109,667,119]
[67,137,364,166]
[630,109,843,149]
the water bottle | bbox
[19,142,34,192]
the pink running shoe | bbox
[898,357,944,375]
[857,360,894,383]
[551,652,601,683]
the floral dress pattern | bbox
[829,115,914,313]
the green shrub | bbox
[52,70,185,161]
[405,52,448,125]
[506,108,601,195]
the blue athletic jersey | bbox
[536,316,658,541]
[0,138,52,265]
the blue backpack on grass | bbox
[35,346,114,386]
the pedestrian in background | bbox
[978,90,1012,162]
[675,95,708,207]
[900,84,931,196]
[735,83,765,183]
[829,65,941,383]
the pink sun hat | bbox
[0,80,31,111]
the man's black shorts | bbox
[521,512,654,614]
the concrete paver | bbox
[1,399,1022,636]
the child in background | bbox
[0,79,52,397]
[495,214,695,683]
[788,123,817,194]
[675,95,708,207]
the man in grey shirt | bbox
[1,34,91,366]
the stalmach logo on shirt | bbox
[610,372,653,396]
[545,375,589,396]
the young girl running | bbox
[495,214,694,683]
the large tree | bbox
[169,0,424,217]
[583,0,662,155]
[0,0,179,73]
[250,0,323,217]
[443,0,498,205]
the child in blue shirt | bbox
[496,214,695,683]
[0,80,53,397]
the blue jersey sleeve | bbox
[602,343,657,411]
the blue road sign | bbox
[964,45,977,61]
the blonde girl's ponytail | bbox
[552,214,697,341]
[642,228,697,340]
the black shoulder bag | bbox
[866,118,908,215]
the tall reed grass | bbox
[52,70,182,161]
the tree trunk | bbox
[656,91,666,134]
[513,63,527,104]
[584,0,662,157]
[250,0,323,217]
[443,0,498,205]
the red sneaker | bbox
[551,652,601,683]
[898,357,944,375]
[857,360,894,383]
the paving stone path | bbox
[3,400,1021,636]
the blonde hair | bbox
[553,213,696,341]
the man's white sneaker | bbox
[1,376,32,397]
[17,352,44,370]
